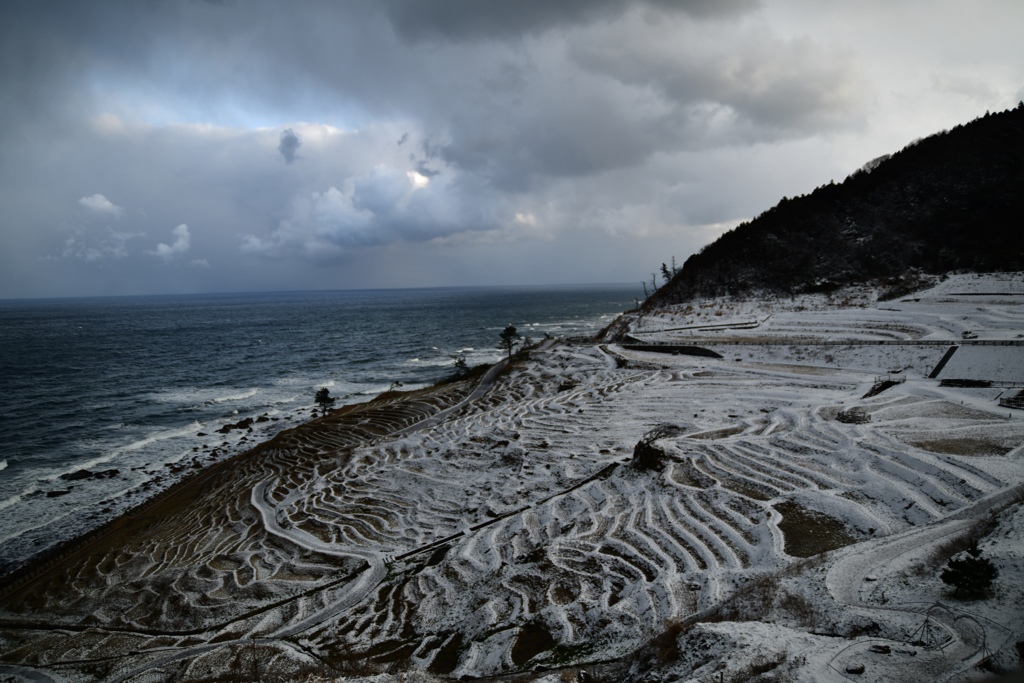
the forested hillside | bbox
[649,104,1024,306]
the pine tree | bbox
[314,387,336,417]
[940,545,998,600]
[497,325,522,361]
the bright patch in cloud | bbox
[514,212,537,226]
[78,193,124,217]
[407,170,430,189]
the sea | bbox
[0,284,636,576]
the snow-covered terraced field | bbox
[0,274,1022,682]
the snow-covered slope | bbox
[0,273,1021,682]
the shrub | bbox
[941,544,998,600]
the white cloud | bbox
[149,224,192,262]
[57,225,140,262]
[78,193,124,217]
[242,166,489,262]
[242,185,373,261]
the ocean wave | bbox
[0,499,80,547]
[405,356,466,369]
[0,483,36,512]
[265,376,387,408]
[463,350,500,365]
[41,421,205,482]
[272,374,326,387]
[149,386,262,407]
[272,374,370,390]
[211,388,261,404]
[0,459,6,472]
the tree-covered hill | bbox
[648,104,1024,306]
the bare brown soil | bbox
[909,438,1013,457]
[774,501,858,558]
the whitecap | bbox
[211,388,260,404]
[0,502,79,546]
[150,386,261,408]
[41,421,206,482]
[404,355,459,369]
[0,483,35,512]
[0,459,7,472]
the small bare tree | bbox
[632,424,684,471]
[451,353,469,378]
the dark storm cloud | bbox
[414,161,442,179]
[0,4,92,134]
[383,0,760,42]
[433,82,674,190]
[568,20,868,138]
[0,1,397,130]
[1,0,1021,298]
[278,128,301,163]
[0,0,791,190]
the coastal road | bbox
[395,356,510,436]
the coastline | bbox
[0,370,486,601]
[1,276,1022,681]
[0,285,637,577]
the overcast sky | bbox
[1,0,1021,299]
